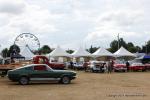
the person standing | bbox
[108,60,114,73]
[126,61,130,72]
[107,61,111,73]
[83,62,88,72]
[70,61,73,69]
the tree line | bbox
[1,38,150,58]
[87,38,150,53]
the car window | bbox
[25,66,33,71]
[34,65,47,71]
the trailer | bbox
[0,63,25,77]
[0,67,12,77]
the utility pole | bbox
[117,33,120,50]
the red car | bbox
[129,63,146,71]
[113,64,127,72]
[33,55,65,69]
[144,64,150,70]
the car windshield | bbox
[132,63,143,66]
[115,60,125,64]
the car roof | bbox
[90,61,105,63]
[14,64,49,70]
[27,64,48,66]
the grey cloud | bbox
[1,0,150,50]
[0,1,26,15]
[0,15,10,27]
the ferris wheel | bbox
[14,33,40,52]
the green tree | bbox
[126,42,137,53]
[39,45,52,54]
[128,47,137,53]
[1,48,9,58]
[135,46,142,52]
[87,45,99,53]
[66,49,74,54]
[9,44,20,53]
[147,40,150,53]
[127,42,134,48]
[141,40,150,54]
[8,44,20,57]
[109,40,118,53]
[119,38,127,49]
[109,38,140,53]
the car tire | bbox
[61,76,70,84]
[19,77,29,85]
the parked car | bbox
[89,61,106,73]
[113,63,127,72]
[7,64,77,85]
[129,63,146,71]
[73,62,84,70]
[33,55,65,69]
[144,63,150,70]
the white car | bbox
[89,61,106,73]
[73,62,84,70]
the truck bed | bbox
[0,63,24,77]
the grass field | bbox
[0,71,150,100]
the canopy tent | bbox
[114,47,136,57]
[71,47,92,62]
[92,47,114,57]
[49,46,71,57]
[134,52,145,58]
[48,46,71,62]
[71,47,91,57]
[92,47,114,61]
[11,53,25,59]
[135,56,144,60]
[142,55,150,64]
[134,55,150,64]
[143,55,150,59]
[20,46,34,60]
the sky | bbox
[0,0,150,51]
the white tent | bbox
[49,46,71,57]
[71,47,91,57]
[114,47,136,57]
[92,47,114,57]
[20,46,34,60]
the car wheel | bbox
[61,76,70,84]
[19,77,29,85]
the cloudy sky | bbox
[0,0,150,51]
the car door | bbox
[30,65,56,81]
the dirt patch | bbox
[0,71,150,100]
